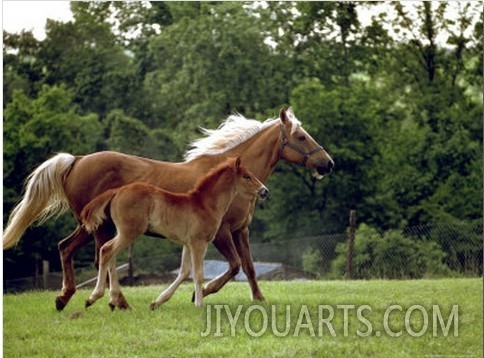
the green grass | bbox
[3,279,482,357]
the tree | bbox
[370,2,483,227]
[105,109,181,160]
[39,8,142,118]
[3,31,43,104]
[3,85,102,278]
[144,2,287,147]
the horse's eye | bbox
[299,135,306,141]
[243,175,252,180]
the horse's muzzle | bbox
[319,159,334,175]
[257,186,269,200]
[313,159,334,180]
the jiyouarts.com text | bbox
[201,303,458,338]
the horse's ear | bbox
[279,108,287,124]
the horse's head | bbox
[278,107,334,180]
[232,156,269,200]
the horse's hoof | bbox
[149,302,158,311]
[108,302,116,311]
[55,296,67,311]
[252,293,266,301]
[85,300,93,308]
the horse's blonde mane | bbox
[184,108,301,162]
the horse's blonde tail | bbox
[80,189,117,233]
[3,153,76,250]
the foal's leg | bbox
[234,227,265,301]
[93,222,131,310]
[107,257,131,311]
[196,224,241,299]
[85,239,116,307]
[56,225,90,311]
[86,233,133,308]
[190,240,208,307]
[150,246,192,310]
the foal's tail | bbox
[3,153,76,250]
[80,189,117,233]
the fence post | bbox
[42,260,49,289]
[345,210,356,280]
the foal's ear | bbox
[234,154,241,170]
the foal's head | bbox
[230,156,268,200]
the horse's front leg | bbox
[234,227,265,301]
[150,246,191,310]
[56,225,90,311]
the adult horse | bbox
[3,107,334,311]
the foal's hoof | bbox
[191,289,207,302]
[85,300,94,308]
[108,302,131,311]
[117,301,131,310]
[149,302,159,311]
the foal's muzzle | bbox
[257,186,269,200]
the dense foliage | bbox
[3,2,482,279]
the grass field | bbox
[3,278,482,357]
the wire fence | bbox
[205,221,483,280]
[4,221,482,293]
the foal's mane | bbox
[184,109,301,162]
[188,157,237,196]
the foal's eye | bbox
[243,175,252,181]
[298,135,306,141]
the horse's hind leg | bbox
[56,225,90,311]
[150,246,191,310]
[195,224,241,300]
